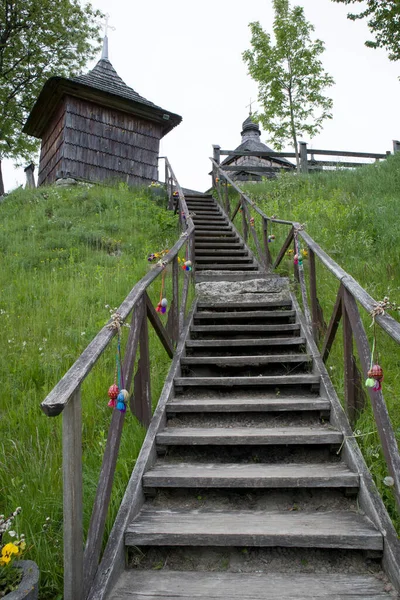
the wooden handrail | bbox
[41,159,195,600]
[218,149,387,159]
[211,156,400,512]
[211,158,400,346]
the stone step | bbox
[143,462,359,491]
[126,508,382,551]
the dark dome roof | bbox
[241,115,260,136]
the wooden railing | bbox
[213,140,399,176]
[40,159,194,600]
[211,157,400,511]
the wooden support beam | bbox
[273,227,294,270]
[132,296,152,426]
[342,288,400,510]
[145,293,174,358]
[299,142,308,174]
[63,388,83,600]
[321,285,343,363]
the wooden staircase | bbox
[107,195,397,599]
[186,194,263,280]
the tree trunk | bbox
[288,88,300,172]
[0,159,4,196]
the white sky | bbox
[3,0,399,192]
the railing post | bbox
[212,145,221,190]
[24,163,36,188]
[342,299,357,427]
[241,196,248,243]
[63,388,83,600]
[299,142,308,174]
[224,181,230,217]
[133,296,152,426]
[393,140,400,154]
[309,248,323,343]
[262,217,272,270]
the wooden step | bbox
[125,508,382,550]
[195,249,248,256]
[197,300,293,310]
[195,257,253,264]
[143,462,359,490]
[185,337,305,351]
[167,396,330,413]
[156,425,338,446]
[180,354,311,368]
[196,264,259,271]
[194,310,296,320]
[191,323,301,335]
[110,570,392,600]
[195,241,243,248]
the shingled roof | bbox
[24,56,182,138]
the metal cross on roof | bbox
[246,98,255,116]
[99,14,116,60]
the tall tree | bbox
[0,0,104,195]
[243,0,334,171]
[332,0,400,62]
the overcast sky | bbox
[3,0,399,192]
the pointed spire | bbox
[101,34,109,60]
[99,14,114,61]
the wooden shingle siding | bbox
[38,96,162,186]
[37,101,67,185]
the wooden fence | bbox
[211,157,400,512]
[40,158,194,600]
[213,140,400,176]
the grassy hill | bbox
[240,152,400,530]
[0,182,180,599]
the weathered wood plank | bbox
[132,297,152,427]
[194,310,295,320]
[321,286,343,363]
[143,462,359,489]
[145,293,174,358]
[180,354,311,366]
[62,388,83,600]
[166,396,330,413]
[109,570,392,600]
[190,323,300,333]
[126,508,382,550]
[273,227,294,270]
[156,425,340,446]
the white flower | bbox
[22,341,27,347]
[8,530,16,537]
[383,476,395,487]
[81,332,85,336]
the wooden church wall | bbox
[37,100,67,186]
[62,97,162,185]
[37,96,163,186]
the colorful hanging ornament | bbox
[147,249,168,263]
[293,227,303,267]
[116,389,129,413]
[108,382,119,408]
[365,329,384,392]
[182,260,192,272]
[268,234,275,243]
[155,267,168,314]
[250,217,255,227]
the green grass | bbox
[235,153,400,529]
[0,182,191,599]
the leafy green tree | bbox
[243,0,334,171]
[0,0,104,194]
[332,0,400,62]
